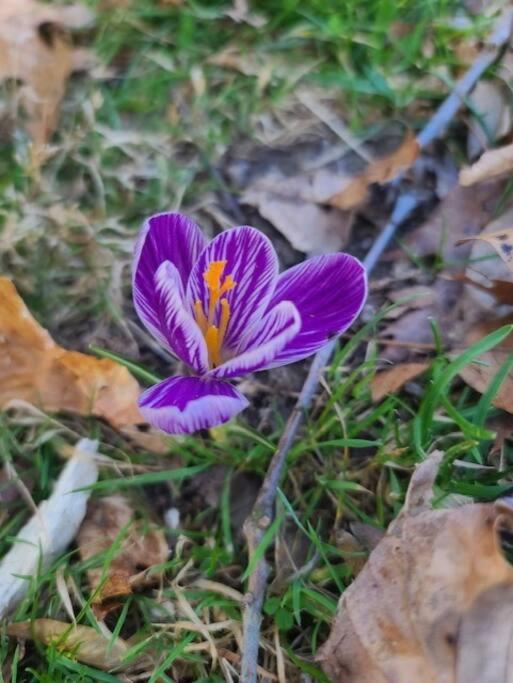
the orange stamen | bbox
[203,260,227,291]
[194,260,237,367]
[194,300,208,334]
[218,298,230,348]
[205,325,221,367]
[220,274,236,296]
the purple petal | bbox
[139,376,249,434]
[267,254,367,366]
[133,213,207,348]
[211,301,301,379]
[154,261,209,373]
[186,226,279,350]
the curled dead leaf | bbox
[0,277,142,428]
[77,495,169,616]
[318,450,513,683]
[457,227,513,271]
[7,619,130,670]
[329,130,419,210]
[0,0,95,146]
[460,141,513,187]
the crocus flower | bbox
[133,213,367,434]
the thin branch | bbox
[240,28,511,682]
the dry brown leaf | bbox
[0,277,142,428]
[463,205,513,311]
[7,619,130,670]
[230,125,418,254]
[370,362,430,402]
[77,495,169,614]
[487,413,513,458]
[383,180,508,362]
[451,271,513,306]
[382,285,435,321]
[456,583,513,682]
[458,349,513,414]
[457,318,513,415]
[388,285,435,308]
[464,316,513,350]
[460,141,513,187]
[329,130,419,210]
[335,530,368,577]
[465,81,512,160]
[243,192,355,254]
[318,450,513,683]
[380,308,436,361]
[457,227,513,271]
[405,180,507,259]
[271,518,313,592]
[0,0,94,145]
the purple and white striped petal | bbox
[154,261,209,374]
[211,301,301,379]
[139,376,249,434]
[186,226,279,350]
[133,213,207,347]
[266,253,367,366]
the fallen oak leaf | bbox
[77,495,169,616]
[7,619,130,670]
[318,450,513,683]
[0,0,95,146]
[370,362,430,402]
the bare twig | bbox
[240,27,511,682]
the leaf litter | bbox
[0,277,170,451]
[0,277,139,426]
[227,121,418,254]
[77,495,169,617]
[380,178,509,362]
[7,619,132,671]
[0,0,95,147]
[318,450,513,683]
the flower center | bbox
[193,260,236,367]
